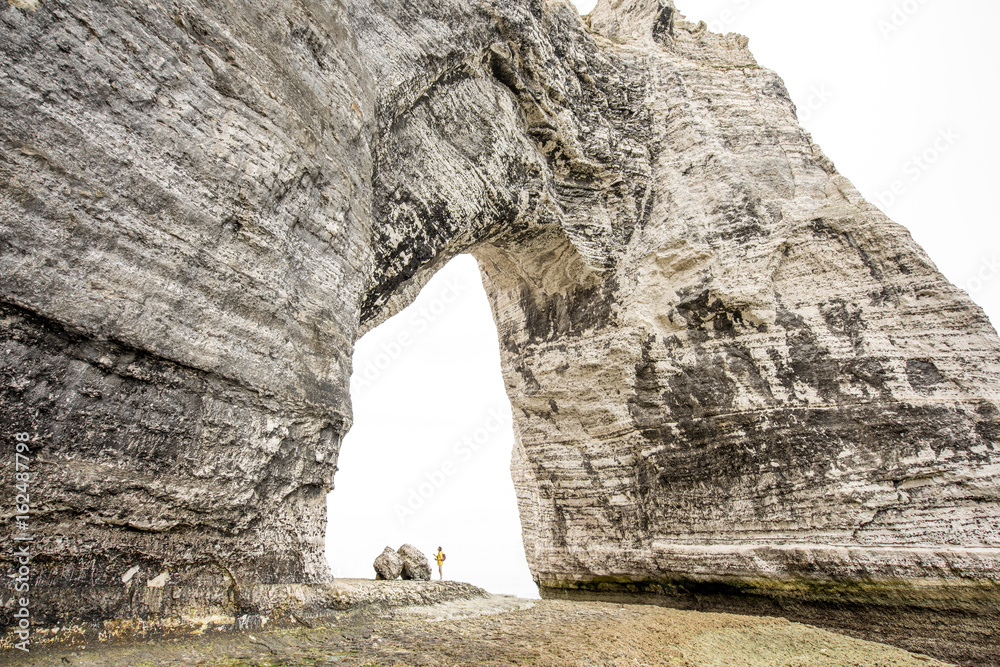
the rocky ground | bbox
[5,584,954,667]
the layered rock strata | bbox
[1,0,998,662]
[349,0,1000,604]
[0,0,372,626]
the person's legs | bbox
[438,563,443,580]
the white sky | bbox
[325,255,536,595]
[326,0,1000,598]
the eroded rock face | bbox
[397,544,432,581]
[2,0,999,660]
[0,0,372,624]
[350,0,1000,588]
[373,547,404,580]
[346,0,1000,659]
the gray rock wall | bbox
[1,0,372,624]
[1,0,998,658]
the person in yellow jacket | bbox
[435,546,446,580]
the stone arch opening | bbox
[326,254,536,597]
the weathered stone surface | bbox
[1,0,998,662]
[345,0,1000,661]
[1,0,371,629]
[373,547,404,581]
[398,544,432,581]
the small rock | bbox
[373,546,403,580]
[397,544,432,581]
[146,571,169,588]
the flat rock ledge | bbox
[0,580,490,655]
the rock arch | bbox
[1,0,998,659]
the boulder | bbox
[397,544,432,581]
[373,546,403,580]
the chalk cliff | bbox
[1,0,998,661]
